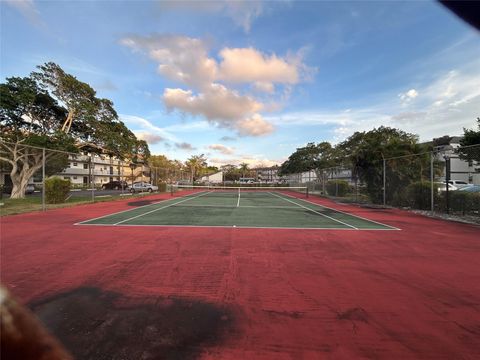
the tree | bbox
[1,64,149,198]
[239,163,249,179]
[279,142,336,177]
[458,118,480,162]
[0,77,77,198]
[185,154,207,182]
[221,164,240,182]
[337,126,429,204]
[32,62,98,134]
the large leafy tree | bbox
[337,126,429,204]
[0,77,76,198]
[221,164,240,182]
[279,142,336,177]
[1,63,149,198]
[458,118,480,162]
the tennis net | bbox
[170,185,309,198]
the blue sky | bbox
[1,0,479,167]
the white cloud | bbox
[134,132,164,145]
[269,63,480,143]
[163,84,272,136]
[236,114,274,136]
[163,84,262,122]
[398,88,418,105]
[120,34,216,90]
[121,34,313,137]
[218,47,300,86]
[120,114,178,142]
[207,144,235,155]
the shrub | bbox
[326,180,350,197]
[45,177,70,204]
[157,182,167,192]
[405,181,438,210]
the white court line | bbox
[75,191,204,225]
[75,223,398,230]
[236,189,241,207]
[76,198,177,225]
[172,204,298,209]
[280,192,400,230]
[269,192,358,230]
[113,191,213,225]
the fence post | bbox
[383,158,386,207]
[90,155,94,202]
[42,148,46,211]
[430,151,434,214]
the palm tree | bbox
[186,154,207,183]
[239,162,249,179]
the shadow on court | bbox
[29,287,236,360]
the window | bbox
[73,176,77,180]
[64,177,69,180]
[73,162,78,166]
[83,163,88,169]
[67,163,71,168]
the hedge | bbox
[436,191,480,215]
[326,180,350,197]
[157,182,167,192]
[405,181,439,210]
[45,177,71,204]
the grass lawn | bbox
[0,192,159,216]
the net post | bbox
[170,184,174,196]
[306,187,309,198]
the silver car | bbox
[130,182,158,193]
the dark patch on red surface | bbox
[29,287,235,360]
[127,200,155,207]
[337,307,369,323]
[2,192,480,358]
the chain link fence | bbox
[285,144,480,221]
[0,141,184,214]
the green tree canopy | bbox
[458,118,480,162]
[1,63,149,198]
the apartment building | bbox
[60,153,150,187]
[433,136,480,185]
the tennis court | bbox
[77,186,398,230]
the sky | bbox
[1,0,479,167]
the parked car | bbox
[130,182,158,193]
[436,182,458,192]
[101,181,129,190]
[458,185,480,193]
[446,180,470,188]
[2,184,35,195]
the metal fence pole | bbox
[383,158,386,207]
[90,156,94,202]
[42,148,46,211]
[430,151,434,214]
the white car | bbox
[436,182,458,192]
[130,182,158,193]
[446,180,470,189]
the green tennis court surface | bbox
[77,188,398,230]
